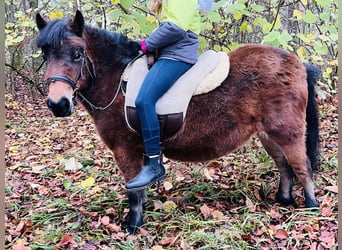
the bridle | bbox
[46,51,96,91]
[43,47,143,112]
[45,51,121,111]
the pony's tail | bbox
[304,64,320,171]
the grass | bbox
[5,94,338,249]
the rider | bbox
[125,0,214,190]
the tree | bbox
[5,0,338,99]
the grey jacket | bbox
[144,21,199,64]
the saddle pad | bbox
[124,50,229,118]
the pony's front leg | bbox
[126,188,147,234]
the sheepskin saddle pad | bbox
[122,50,230,138]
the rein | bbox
[76,52,144,111]
[45,47,143,112]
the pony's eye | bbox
[73,51,83,61]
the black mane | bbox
[36,16,140,64]
[36,18,70,48]
[85,25,141,63]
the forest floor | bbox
[5,82,338,249]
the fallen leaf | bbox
[160,237,174,245]
[321,206,332,217]
[101,216,110,225]
[163,181,173,191]
[107,223,121,232]
[269,207,282,220]
[64,157,83,171]
[56,234,77,248]
[319,231,336,248]
[324,185,338,193]
[152,246,164,250]
[12,241,31,250]
[153,200,163,211]
[30,162,46,173]
[80,176,95,188]
[245,196,255,212]
[212,210,224,219]
[163,200,177,213]
[200,204,213,218]
[202,168,213,181]
[275,229,289,239]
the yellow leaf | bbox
[146,15,156,24]
[80,176,95,188]
[301,0,308,5]
[293,9,303,20]
[9,146,19,152]
[297,46,307,59]
[306,33,315,42]
[233,11,243,20]
[111,0,120,4]
[163,200,177,213]
[328,60,338,66]
[49,11,63,20]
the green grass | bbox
[5,95,338,249]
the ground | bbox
[5,82,338,249]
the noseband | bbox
[46,52,96,91]
[47,75,78,90]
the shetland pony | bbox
[35,11,320,233]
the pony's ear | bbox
[36,13,47,30]
[71,10,84,37]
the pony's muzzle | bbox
[47,96,73,117]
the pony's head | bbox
[36,10,92,117]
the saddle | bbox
[122,50,230,139]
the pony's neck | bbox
[78,26,140,113]
[84,25,140,68]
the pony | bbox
[35,10,320,233]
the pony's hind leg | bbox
[259,130,318,208]
[258,132,295,205]
[280,142,318,208]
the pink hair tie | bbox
[140,40,147,54]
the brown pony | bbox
[35,11,320,233]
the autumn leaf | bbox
[319,231,336,248]
[212,210,224,219]
[163,200,177,213]
[293,9,303,19]
[160,237,174,245]
[245,196,255,212]
[163,181,173,191]
[202,168,213,181]
[12,241,31,250]
[55,234,77,248]
[152,246,165,250]
[80,176,95,188]
[275,229,289,239]
[324,185,338,193]
[200,204,213,218]
[101,216,110,225]
[64,157,83,171]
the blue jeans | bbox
[135,59,192,156]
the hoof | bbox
[277,192,295,206]
[305,199,318,208]
[126,224,140,234]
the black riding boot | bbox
[125,154,166,190]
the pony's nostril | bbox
[47,97,72,117]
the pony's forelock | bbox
[36,18,70,48]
